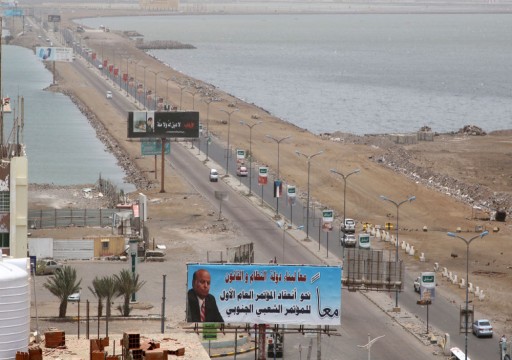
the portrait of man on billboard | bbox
[132,111,154,133]
[187,268,224,323]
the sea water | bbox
[2,45,134,191]
[81,13,512,135]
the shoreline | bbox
[9,6,512,338]
[35,2,512,16]
[10,13,512,214]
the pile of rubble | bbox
[373,137,511,219]
[455,125,487,136]
[328,127,511,218]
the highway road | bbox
[36,24,497,359]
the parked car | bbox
[414,276,421,293]
[106,91,112,99]
[40,260,62,275]
[472,319,493,338]
[340,218,356,233]
[340,233,356,247]
[236,166,248,177]
[209,169,219,182]
[67,292,80,302]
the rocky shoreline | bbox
[10,13,512,219]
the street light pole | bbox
[241,120,263,195]
[295,150,323,240]
[165,77,172,109]
[139,64,149,109]
[149,70,164,110]
[330,168,360,261]
[203,98,213,161]
[447,230,489,360]
[220,109,239,176]
[178,85,186,110]
[267,135,291,217]
[357,333,385,360]
[186,89,200,110]
[124,56,130,96]
[380,194,416,309]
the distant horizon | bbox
[25,0,512,15]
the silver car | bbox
[472,319,493,338]
[43,260,62,275]
[340,233,356,247]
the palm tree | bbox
[43,266,81,318]
[114,269,146,316]
[88,276,106,317]
[101,275,118,318]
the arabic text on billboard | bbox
[128,111,199,139]
[36,47,73,62]
[48,14,61,22]
[186,263,342,325]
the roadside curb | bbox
[209,345,256,358]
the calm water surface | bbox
[3,45,134,191]
[81,13,512,135]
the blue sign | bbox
[186,263,342,325]
[141,139,170,156]
[3,9,24,16]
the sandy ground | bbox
[9,7,512,340]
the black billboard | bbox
[48,15,61,22]
[127,111,199,139]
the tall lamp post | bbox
[267,135,291,216]
[380,194,416,309]
[178,85,187,110]
[447,230,489,360]
[240,120,263,195]
[186,89,200,110]
[138,64,149,109]
[330,168,360,260]
[295,150,323,240]
[357,333,385,360]
[165,77,172,108]
[123,56,130,96]
[203,98,214,160]
[220,109,239,176]
[148,70,164,110]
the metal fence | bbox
[28,209,117,229]
[343,248,404,292]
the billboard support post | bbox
[258,324,266,360]
[154,155,157,180]
[160,138,166,193]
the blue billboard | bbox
[186,263,342,325]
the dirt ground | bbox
[10,8,512,337]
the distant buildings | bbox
[139,0,179,11]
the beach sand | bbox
[9,7,512,336]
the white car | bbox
[67,292,80,302]
[106,91,112,99]
[472,319,493,338]
[209,169,219,182]
[340,218,356,233]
